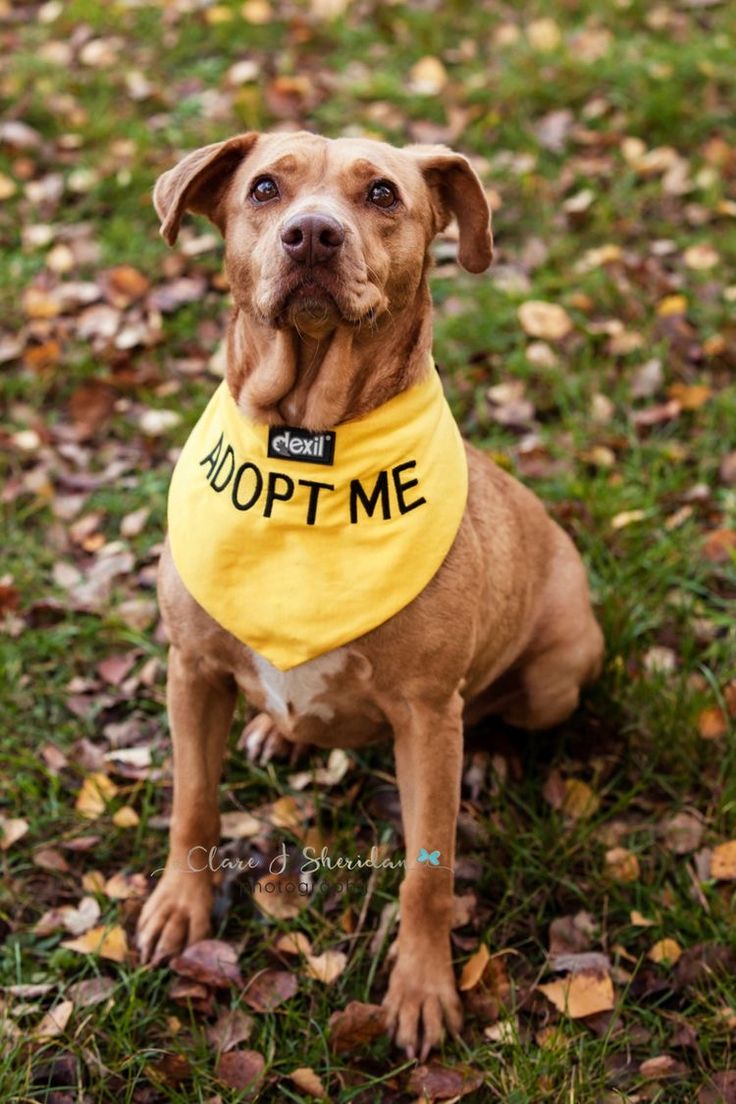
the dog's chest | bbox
[248,648,349,730]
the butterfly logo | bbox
[417,848,441,866]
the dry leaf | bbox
[112,805,140,828]
[407,1063,484,1099]
[68,976,116,1007]
[305,950,347,985]
[206,1008,254,1053]
[216,1049,265,1094]
[243,969,298,1011]
[702,530,736,565]
[170,940,243,988]
[408,56,448,95]
[527,17,561,51]
[328,1001,386,1053]
[561,779,600,820]
[0,817,29,850]
[518,300,572,341]
[662,811,704,854]
[36,999,73,1038]
[75,772,118,819]
[289,1067,326,1098]
[253,874,308,920]
[459,943,490,991]
[698,706,728,739]
[605,847,640,883]
[711,841,736,880]
[538,969,615,1018]
[275,932,313,956]
[220,810,261,839]
[61,923,128,963]
[649,938,682,965]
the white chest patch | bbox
[251,648,348,727]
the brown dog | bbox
[137,131,603,1059]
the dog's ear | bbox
[408,146,493,273]
[153,133,259,246]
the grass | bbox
[2,0,736,1100]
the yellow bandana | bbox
[168,363,468,670]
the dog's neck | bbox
[225,279,434,430]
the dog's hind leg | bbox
[137,646,236,963]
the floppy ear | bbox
[409,145,493,273]
[153,132,259,246]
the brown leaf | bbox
[68,381,116,440]
[702,529,736,565]
[661,811,704,854]
[216,1049,265,1094]
[698,707,728,739]
[328,1001,387,1053]
[640,1055,685,1079]
[699,1071,736,1104]
[101,265,150,307]
[459,944,490,991]
[243,969,297,1011]
[668,383,712,410]
[253,874,307,920]
[0,816,29,850]
[538,969,615,1018]
[288,1067,326,1098]
[68,977,116,1008]
[206,1008,254,1053]
[97,652,137,685]
[170,940,243,989]
[407,1063,484,1100]
[148,1054,192,1086]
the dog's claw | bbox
[382,954,462,1058]
[240,713,294,765]
[136,872,212,964]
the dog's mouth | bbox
[271,270,375,329]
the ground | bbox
[1,0,736,1101]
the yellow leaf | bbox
[36,999,73,1039]
[684,243,719,270]
[518,300,572,341]
[75,772,118,819]
[630,910,656,927]
[408,56,448,95]
[289,1067,326,1097]
[305,950,347,984]
[538,970,614,1018]
[561,779,600,820]
[605,847,640,883]
[711,841,736,880]
[657,294,687,317]
[205,4,234,22]
[527,17,561,51]
[276,932,313,956]
[220,810,261,839]
[459,943,490,991]
[112,805,139,828]
[82,870,106,894]
[61,924,128,963]
[648,938,682,965]
[241,0,272,23]
[611,509,647,531]
[668,383,712,410]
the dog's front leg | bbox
[382,690,464,1059]
[137,647,236,963]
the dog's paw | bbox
[136,873,212,965]
[239,713,296,765]
[382,955,462,1060]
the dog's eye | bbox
[368,180,398,209]
[251,177,279,203]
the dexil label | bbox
[267,425,336,466]
[199,432,426,527]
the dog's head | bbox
[153,132,492,332]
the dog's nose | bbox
[280,213,345,265]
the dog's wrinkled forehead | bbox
[233,133,427,210]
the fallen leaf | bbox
[611,508,647,530]
[75,772,118,819]
[538,969,615,1018]
[649,938,683,965]
[275,932,312,956]
[170,940,243,988]
[408,56,448,95]
[684,243,719,270]
[526,17,561,51]
[216,1049,264,1094]
[68,977,116,1007]
[702,530,736,565]
[36,999,73,1039]
[662,811,704,854]
[407,1063,484,1100]
[698,706,728,739]
[668,383,712,410]
[220,810,261,839]
[206,1008,254,1052]
[243,969,297,1011]
[518,300,572,341]
[459,943,490,991]
[61,924,128,963]
[561,778,600,820]
[328,1001,386,1053]
[711,841,736,880]
[112,805,140,828]
[253,874,308,920]
[289,1067,326,1098]
[305,950,347,985]
[0,817,29,850]
[605,847,640,883]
